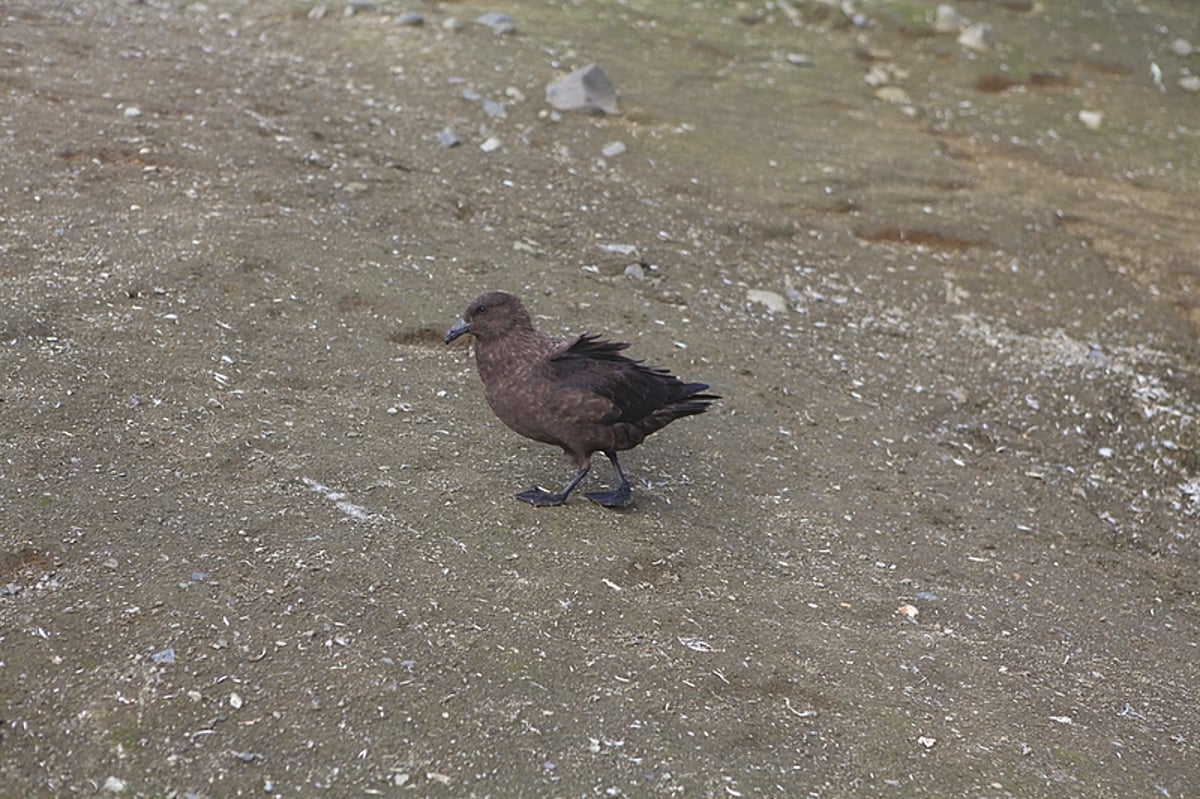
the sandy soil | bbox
[2,1,1198,796]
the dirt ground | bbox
[2,1,1198,796]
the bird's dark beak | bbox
[444,319,471,344]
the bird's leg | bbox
[516,463,590,507]
[585,451,633,508]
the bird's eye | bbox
[475,305,487,315]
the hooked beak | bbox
[444,319,471,344]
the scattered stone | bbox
[442,17,464,32]
[229,691,244,710]
[103,558,119,569]
[875,86,912,106]
[601,141,625,158]
[1169,38,1193,57]
[957,23,995,52]
[545,64,618,114]
[190,571,208,582]
[1078,109,1103,130]
[1179,75,1200,93]
[933,4,968,34]
[475,11,516,35]
[344,0,377,15]
[1,583,22,596]
[102,776,127,794]
[623,263,645,281]
[151,647,176,665]
[123,106,142,119]
[393,11,423,26]
[308,4,328,20]
[480,136,501,153]
[746,289,788,313]
[482,98,506,119]
[436,126,461,147]
[786,53,814,67]
[234,751,259,763]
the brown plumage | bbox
[444,291,719,507]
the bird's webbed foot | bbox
[514,464,590,507]
[516,487,571,507]
[585,451,634,508]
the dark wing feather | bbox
[550,334,717,426]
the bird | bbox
[444,291,719,508]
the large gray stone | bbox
[545,64,618,114]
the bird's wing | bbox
[548,334,677,424]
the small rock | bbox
[933,5,968,34]
[546,64,618,114]
[475,11,516,35]
[480,136,501,153]
[1,583,22,596]
[235,751,259,763]
[957,23,995,52]
[1078,110,1103,130]
[623,263,645,281]
[601,141,625,158]
[786,53,814,67]
[102,776,127,794]
[1169,38,1193,57]
[442,17,464,32]
[151,647,176,665]
[875,86,912,105]
[229,691,244,710]
[436,127,461,148]
[190,571,208,582]
[123,106,142,119]
[1179,75,1200,93]
[344,0,377,15]
[746,289,788,313]
[482,98,506,119]
[308,4,328,20]
[103,558,119,569]
[393,11,423,26]
[1098,446,1114,459]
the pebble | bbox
[786,53,814,67]
[151,647,176,664]
[480,136,501,153]
[482,98,506,119]
[623,263,645,281]
[1179,75,1200,93]
[1,583,22,596]
[475,11,516,35]
[344,0,377,15]
[1078,109,1103,130]
[103,776,127,794]
[1169,38,1193,57]
[746,289,788,313]
[601,141,625,158]
[545,64,618,114]
[934,4,968,33]
[393,11,423,26]
[442,17,464,32]
[958,23,996,52]
[123,106,142,119]
[436,126,461,147]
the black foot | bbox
[585,484,633,508]
[516,487,569,507]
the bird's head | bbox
[444,291,532,344]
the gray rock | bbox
[482,98,507,119]
[545,64,618,114]
[151,647,176,664]
[476,12,516,35]
[958,23,996,52]
[442,17,465,32]
[393,11,424,26]
[436,127,461,147]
